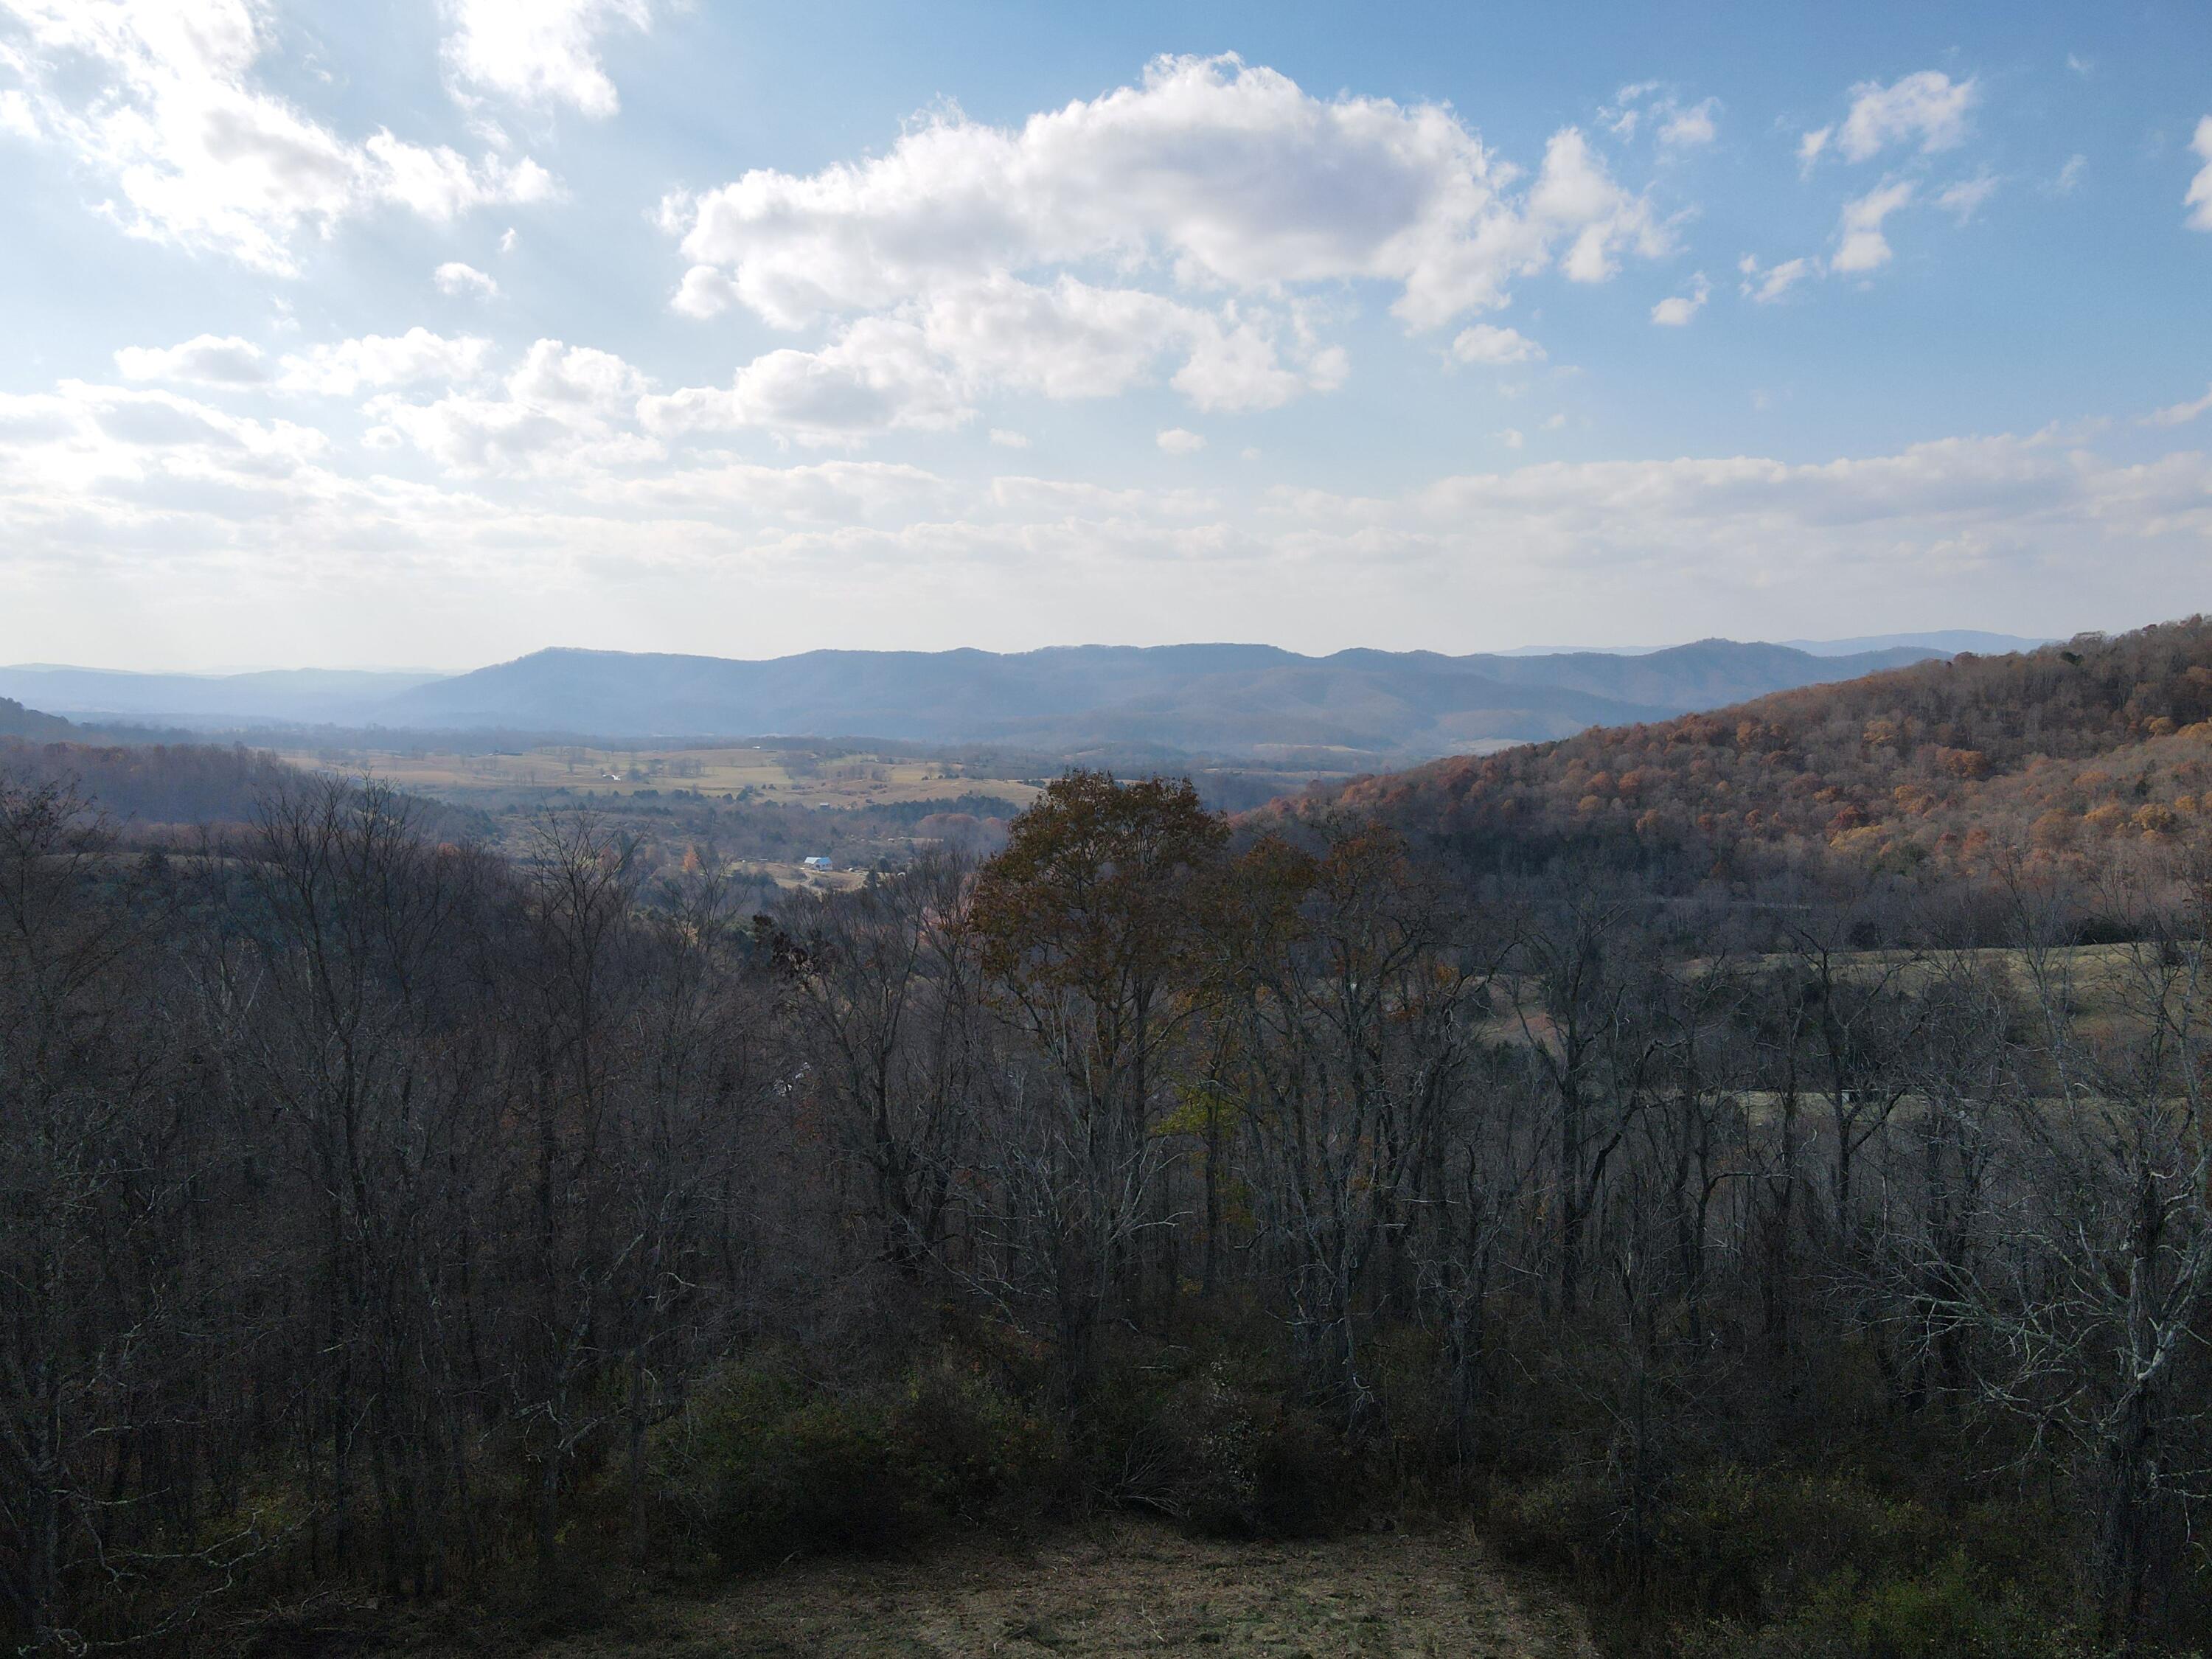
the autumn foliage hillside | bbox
[1292,616,2212,882]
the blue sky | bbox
[1,0,2208,670]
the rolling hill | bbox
[1286,617,2212,883]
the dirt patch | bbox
[470,1519,1590,1658]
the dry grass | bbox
[392,1520,1591,1658]
[277,744,1042,812]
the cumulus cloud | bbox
[1451,324,1545,364]
[2187,117,2212,232]
[988,429,1030,448]
[435,261,500,299]
[1650,273,1710,325]
[639,318,969,445]
[114,335,268,385]
[1157,427,1206,455]
[1826,70,1978,164]
[1,0,554,274]
[1832,178,1915,272]
[0,87,38,137]
[442,0,651,119]
[276,330,493,397]
[664,56,1663,431]
[367,338,658,473]
[1738,254,1812,303]
[1658,97,1719,149]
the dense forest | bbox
[6,622,2212,1655]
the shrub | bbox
[647,1355,1060,1574]
[1116,1361,1360,1538]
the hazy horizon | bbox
[0,627,2064,681]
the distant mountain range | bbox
[1493,630,2051,658]
[0,667,445,725]
[0,638,1976,757]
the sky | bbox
[1,1,2209,672]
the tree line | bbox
[4,762,2211,1654]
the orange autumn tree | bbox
[970,770,1228,1152]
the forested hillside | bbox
[1306,616,2212,888]
[0,698,75,741]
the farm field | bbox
[277,742,1046,813]
[364,1520,1591,1658]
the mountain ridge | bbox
[1,638,1949,755]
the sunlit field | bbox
[279,742,1045,811]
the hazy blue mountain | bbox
[0,639,1989,754]
[374,639,1944,754]
[1495,631,2051,658]
[0,665,445,724]
[1777,630,2051,656]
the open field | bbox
[277,742,1046,813]
[360,1520,1592,1658]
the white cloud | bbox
[666,55,1669,339]
[0,87,36,137]
[7,369,2212,672]
[671,263,741,319]
[1937,174,2000,223]
[2143,383,2212,427]
[640,317,969,445]
[1601,86,1717,152]
[1832,178,1915,273]
[435,261,500,299]
[277,330,493,397]
[1829,71,1978,164]
[1451,323,1545,364]
[916,274,1317,411]
[367,338,658,473]
[989,429,1030,448]
[1650,272,1709,325]
[442,0,651,119]
[1497,428,1524,449]
[1241,446,1262,460]
[584,458,954,524]
[2065,53,2093,77]
[2187,117,2212,232]
[1157,427,1206,455]
[1,0,554,274]
[1738,254,1812,303]
[1798,127,1832,172]
[114,334,268,385]
[1658,97,1719,149]
[499,226,518,254]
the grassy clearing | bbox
[372,1520,1590,1658]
